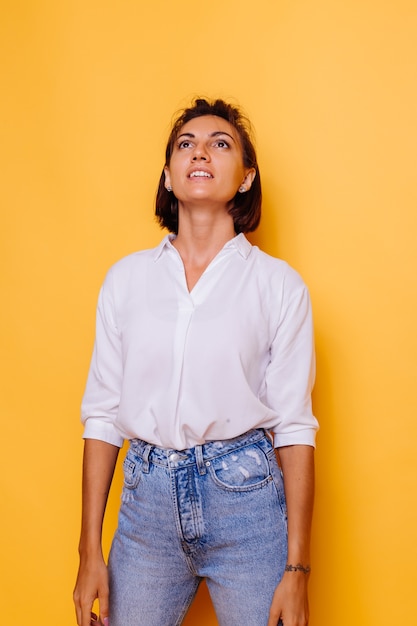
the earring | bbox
[166,186,172,192]
[239,185,246,193]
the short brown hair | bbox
[155,98,262,234]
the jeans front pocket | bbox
[265,448,288,521]
[122,450,143,493]
[207,443,273,492]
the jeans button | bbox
[169,453,179,462]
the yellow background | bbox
[1,1,416,624]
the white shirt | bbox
[81,234,318,450]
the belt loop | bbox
[195,444,206,476]
[142,444,152,474]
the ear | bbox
[241,168,256,191]
[164,166,171,190]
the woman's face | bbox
[164,115,255,210]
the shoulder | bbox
[93,240,169,312]
[108,247,154,275]
[103,237,168,287]
[250,244,307,294]
[249,246,313,331]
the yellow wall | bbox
[1,1,416,624]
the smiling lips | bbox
[189,170,213,179]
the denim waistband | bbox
[129,429,270,472]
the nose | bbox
[192,143,209,161]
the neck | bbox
[173,203,236,261]
[171,203,236,292]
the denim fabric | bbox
[108,429,288,626]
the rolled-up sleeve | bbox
[265,270,318,448]
[81,269,125,447]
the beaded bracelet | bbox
[285,563,311,574]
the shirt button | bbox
[169,453,179,462]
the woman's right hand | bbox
[74,439,120,626]
[73,553,109,626]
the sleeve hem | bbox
[82,419,124,448]
[273,428,317,449]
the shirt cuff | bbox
[82,417,125,448]
[273,428,317,449]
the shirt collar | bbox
[225,233,252,259]
[152,234,175,261]
[153,232,252,262]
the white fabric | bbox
[81,234,318,450]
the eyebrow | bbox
[177,131,237,143]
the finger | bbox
[268,609,284,626]
[98,588,109,626]
[81,603,96,626]
[267,614,281,626]
[74,603,82,626]
[73,590,82,626]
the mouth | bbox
[188,170,213,179]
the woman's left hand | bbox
[270,445,314,625]
[267,570,309,626]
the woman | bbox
[73,98,318,626]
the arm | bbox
[268,444,315,626]
[73,439,120,626]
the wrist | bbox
[285,562,311,574]
[78,538,103,558]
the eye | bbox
[214,139,230,148]
[178,140,193,149]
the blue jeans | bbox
[108,429,288,626]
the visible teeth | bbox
[190,171,212,178]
